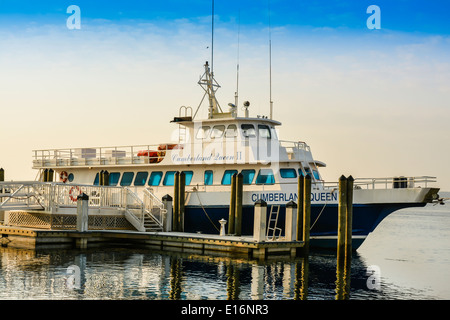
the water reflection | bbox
[0,245,424,300]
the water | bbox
[0,204,449,300]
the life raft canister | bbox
[60,171,68,183]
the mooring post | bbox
[285,201,297,241]
[76,193,89,249]
[162,194,173,232]
[103,170,109,186]
[179,171,185,232]
[253,199,267,242]
[173,171,180,232]
[228,173,237,235]
[337,175,348,263]
[302,174,312,254]
[296,175,304,241]
[0,168,4,182]
[235,172,243,237]
[346,175,354,260]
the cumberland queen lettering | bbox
[251,191,338,203]
[172,152,236,163]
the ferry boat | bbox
[24,61,439,250]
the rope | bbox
[194,189,220,232]
[310,189,336,231]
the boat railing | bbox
[321,176,437,190]
[0,182,165,230]
[32,143,183,167]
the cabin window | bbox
[225,124,237,138]
[93,173,99,185]
[134,171,149,186]
[204,170,213,185]
[280,168,297,179]
[241,124,256,138]
[68,173,74,182]
[120,172,134,186]
[163,171,177,186]
[182,171,193,185]
[221,170,238,185]
[196,126,211,139]
[241,169,255,185]
[256,169,275,185]
[312,170,320,180]
[148,171,163,186]
[258,124,271,139]
[109,172,120,186]
[211,125,225,139]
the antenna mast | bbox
[268,0,273,120]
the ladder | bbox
[266,205,282,241]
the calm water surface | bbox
[0,204,449,300]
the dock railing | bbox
[0,181,165,231]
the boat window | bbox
[241,124,256,138]
[148,171,163,186]
[280,168,297,179]
[196,126,211,139]
[163,171,177,186]
[312,170,320,180]
[204,170,213,185]
[258,124,271,139]
[120,172,135,186]
[256,169,275,185]
[182,171,193,185]
[68,173,74,182]
[109,172,120,186]
[134,171,149,186]
[93,173,99,185]
[241,169,255,185]
[225,124,237,138]
[211,125,225,139]
[221,170,238,185]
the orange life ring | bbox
[69,186,81,202]
[158,144,181,151]
[60,171,68,183]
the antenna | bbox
[235,9,240,109]
[211,0,215,76]
[268,0,273,120]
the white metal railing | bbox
[321,176,437,190]
[0,182,165,230]
[32,143,182,168]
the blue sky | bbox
[0,0,449,34]
[0,1,450,189]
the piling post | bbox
[285,201,297,241]
[48,169,54,182]
[173,172,180,232]
[302,174,312,255]
[346,176,354,260]
[253,199,267,242]
[228,173,237,234]
[43,169,48,182]
[179,171,185,232]
[162,194,173,232]
[76,193,89,249]
[235,173,243,237]
[0,168,4,182]
[337,175,348,263]
[103,170,109,186]
[296,175,304,241]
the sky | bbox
[0,0,449,190]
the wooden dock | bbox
[0,226,304,259]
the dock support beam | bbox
[253,199,267,242]
[162,194,173,232]
[235,173,243,237]
[285,201,297,241]
[336,175,354,300]
[228,173,236,234]
[301,175,311,255]
[179,171,185,232]
[76,193,89,249]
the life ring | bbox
[60,171,68,183]
[158,144,182,151]
[69,186,81,202]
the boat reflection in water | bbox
[0,245,409,300]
